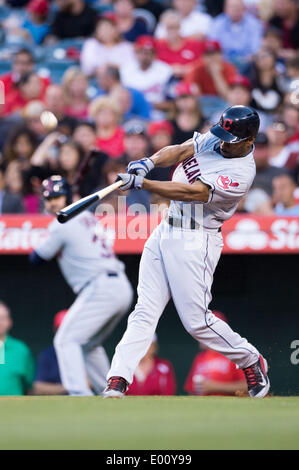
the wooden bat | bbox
[56,180,122,224]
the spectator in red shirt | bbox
[0,49,50,116]
[184,311,247,396]
[185,40,237,100]
[126,334,177,396]
[155,10,205,79]
[3,72,47,116]
[89,96,125,159]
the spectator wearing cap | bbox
[268,0,299,51]
[122,118,150,164]
[89,96,125,159]
[120,35,173,120]
[249,47,283,116]
[155,10,206,79]
[0,301,35,396]
[155,0,212,41]
[113,0,149,42]
[50,0,98,40]
[80,16,136,77]
[170,81,204,144]
[22,0,50,45]
[33,310,68,396]
[185,40,237,101]
[272,173,299,216]
[122,119,151,211]
[95,65,151,120]
[126,334,177,396]
[209,0,263,72]
[184,311,247,397]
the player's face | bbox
[220,138,254,158]
[44,196,67,215]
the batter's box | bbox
[0,340,4,364]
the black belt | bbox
[167,216,221,232]
[107,272,118,277]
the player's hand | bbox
[127,158,154,177]
[116,173,144,190]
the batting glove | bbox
[116,173,144,190]
[127,158,154,177]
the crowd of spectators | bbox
[0,0,298,217]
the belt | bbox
[107,272,118,277]
[167,216,221,232]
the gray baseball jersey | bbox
[168,131,256,229]
[35,211,124,294]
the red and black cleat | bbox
[102,376,129,398]
[243,355,270,398]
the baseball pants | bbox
[108,220,260,384]
[54,271,133,395]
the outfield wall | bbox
[0,254,298,396]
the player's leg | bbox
[104,226,171,395]
[54,272,133,396]
[82,274,133,394]
[161,226,269,397]
[83,346,110,394]
[54,292,94,396]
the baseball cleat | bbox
[102,376,128,398]
[243,355,270,398]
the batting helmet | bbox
[210,105,260,143]
[42,175,72,205]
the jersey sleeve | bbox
[34,220,65,261]
[198,171,250,204]
[193,131,209,155]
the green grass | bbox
[0,396,298,450]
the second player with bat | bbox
[30,176,133,396]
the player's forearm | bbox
[149,140,194,168]
[142,179,209,202]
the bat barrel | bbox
[56,180,123,224]
[56,194,99,223]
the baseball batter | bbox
[103,106,270,399]
[30,176,133,396]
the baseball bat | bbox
[56,180,122,224]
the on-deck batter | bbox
[30,176,133,396]
[103,105,270,399]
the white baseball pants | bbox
[54,272,133,395]
[108,221,260,384]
